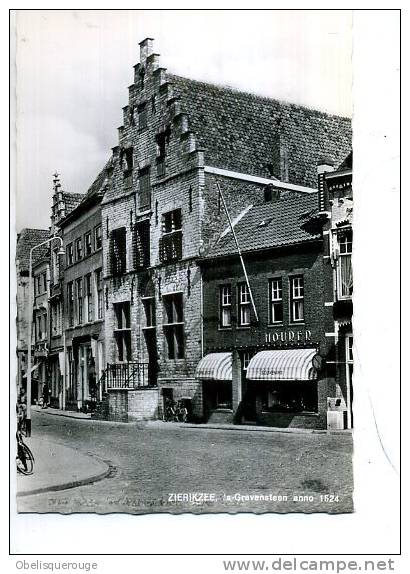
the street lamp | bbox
[26,235,64,437]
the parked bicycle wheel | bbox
[16,442,34,475]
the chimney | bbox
[139,38,154,66]
[317,156,334,213]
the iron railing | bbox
[105,362,151,389]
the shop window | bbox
[238,283,251,326]
[94,224,102,250]
[66,243,73,266]
[269,278,283,324]
[133,220,150,269]
[290,275,304,323]
[109,227,127,276]
[208,382,233,410]
[75,237,83,261]
[337,228,353,299]
[67,282,74,327]
[76,278,83,325]
[219,284,232,328]
[114,301,131,362]
[95,268,103,320]
[85,273,93,322]
[163,293,184,359]
[84,231,92,256]
[138,167,151,210]
[159,209,182,263]
[138,103,147,130]
[261,381,317,414]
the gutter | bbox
[204,166,317,194]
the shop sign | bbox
[265,329,312,344]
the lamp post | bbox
[26,236,64,437]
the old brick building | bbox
[197,189,337,429]
[15,228,49,398]
[96,38,352,422]
[319,152,354,429]
[48,170,109,411]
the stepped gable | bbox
[170,74,352,187]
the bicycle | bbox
[16,430,34,475]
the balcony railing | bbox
[105,362,151,389]
[159,231,182,263]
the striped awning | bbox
[246,349,317,381]
[195,352,232,381]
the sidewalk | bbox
[16,436,111,497]
[31,405,351,435]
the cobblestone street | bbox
[17,411,353,514]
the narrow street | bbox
[17,411,353,514]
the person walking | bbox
[42,382,50,409]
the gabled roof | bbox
[64,192,84,215]
[206,193,321,259]
[16,228,49,272]
[60,156,113,225]
[170,75,352,188]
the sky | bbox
[13,9,352,232]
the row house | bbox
[15,228,49,398]
[197,154,353,430]
[320,152,354,429]
[97,38,352,422]
[48,171,109,411]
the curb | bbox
[32,408,352,435]
[17,450,114,498]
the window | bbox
[51,301,62,336]
[290,276,304,323]
[207,382,233,410]
[113,302,131,362]
[138,167,151,210]
[337,229,353,299]
[67,282,74,327]
[109,228,127,276]
[76,278,83,325]
[269,278,283,324]
[95,269,103,320]
[261,381,317,414]
[163,293,184,359]
[52,249,58,284]
[94,224,102,250]
[122,147,134,188]
[156,132,167,177]
[142,297,156,328]
[159,209,182,263]
[66,243,73,266]
[133,220,150,269]
[238,283,251,326]
[84,232,92,256]
[242,352,252,371]
[138,103,147,130]
[219,285,232,328]
[85,274,93,322]
[75,237,83,261]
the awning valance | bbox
[246,349,317,381]
[196,352,232,381]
